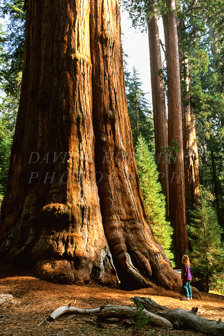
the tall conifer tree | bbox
[125,66,154,149]
[136,135,173,261]
[163,0,188,266]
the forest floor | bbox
[0,268,224,336]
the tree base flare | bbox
[34,258,119,288]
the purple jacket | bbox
[181,264,192,281]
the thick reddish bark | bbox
[182,57,200,208]
[90,0,181,290]
[147,0,169,215]
[0,0,182,291]
[0,0,118,287]
[163,0,189,267]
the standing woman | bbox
[181,255,192,300]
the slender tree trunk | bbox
[181,56,200,208]
[163,0,188,267]
[147,0,169,216]
[0,0,182,291]
[210,147,220,210]
[221,117,224,128]
[189,101,200,203]
[135,100,140,139]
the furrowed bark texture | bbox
[90,0,181,290]
[181,55,200,209]
[183,100,200,207]
[0,0,118,287]
[147,0,169,216]
[163,0,189,267]
[0,0,182,291]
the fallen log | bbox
[49,296,223,335]
[49,303,172,328]
[97,305,173,328]
[131,296,224,336]
[49,303,102,320]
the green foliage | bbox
[189,43,224,228]
[210,273,224,294]
[189,50,209,78]
[135,135,174,261]
[188,188,224,292]
[182,0,224,230]
[123,0,167,32]
[134,301,150,328]
[0,119,13,203]
[123,0,224,233]
[0,91,19,132]
[122,0,148,32]
[161,139,180,164]
[0,2,24,203]
[125,66,154,151]
[0,0,25,96]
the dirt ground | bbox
[0,268,223,336]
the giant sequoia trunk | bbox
[163,0,189,267]
[0,0,118,287]
[0,0,182,291]
[147,0,169,215]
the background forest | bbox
[0,0,224,293]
